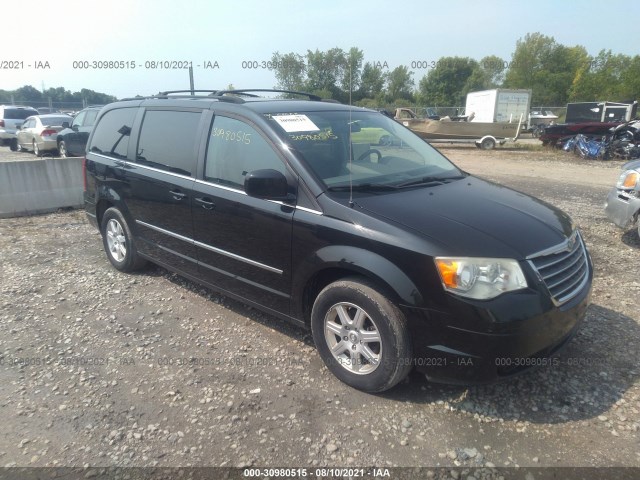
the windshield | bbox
[266,110,463,190]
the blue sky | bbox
[4,0,639,99]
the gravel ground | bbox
[0,144,639,477]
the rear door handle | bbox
[169,189,187,200]
[194,197,215,210]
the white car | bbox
[0,105,39,149]
[15,114,73,156]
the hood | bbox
[351,176,574,259]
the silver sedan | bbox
[15,114,73,156]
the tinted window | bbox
[72,111,86,128]
[4,108,38,119]
[89,108,137,159]
[84,109,99,127]
[205,116,285,188]
[135,110,201,177]
[40,116,72,126]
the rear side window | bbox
[89,108,137,159]
[135,110,201,177]
[4,108,38,119]
[84,109,99,127]
[72,111,86,128]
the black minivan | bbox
[84,90,592,392]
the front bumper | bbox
[402,263,593,385]
[604,187,640,229]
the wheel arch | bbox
[294,245,424,325]
[94,186,134,233]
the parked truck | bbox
[465,89,532,126]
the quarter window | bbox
[89,107,137,159]
[205,116,285,188]
[135,110,201,177]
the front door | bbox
[192,114,295,314]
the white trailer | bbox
[465,89,532,125]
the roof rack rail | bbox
[212,89,323,101]
[158,89,219,95]
[119,91,246,104]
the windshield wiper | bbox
[327,183,399,192]
[394,175,466,189]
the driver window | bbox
[205,116,286,189]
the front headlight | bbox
[434,257,528,300]
[616,170,640,190]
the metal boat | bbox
[394,108,522,149]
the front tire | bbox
[9,138,18,151]
[311,278,412,392]
[100,207,147,272]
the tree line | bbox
[0,85,116,108]
[270,32,640,108]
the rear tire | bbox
[100,207,147,272]
[33,141,41,157]
[311,277,412,392]
[9,138,18,151]
[58,140,68,158]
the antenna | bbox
[348,57,354,208]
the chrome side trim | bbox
[136,220,193,244]
[194,179,323,215]
[88,152,196,181]
[198,260,289,298]
[135,220,283,275]
[291,205,322,215]
[194,178,245,195]
[193,239,283,274]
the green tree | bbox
[14,85,43,103]
[417,57,478,106]
[358,62,387,100]
[569,50,640,102]
[478,55,507,88]
[386,65,414,102]
[339,47,364,99]
[305,47,347,100]
[504,32,588,105]
[270,51,306,92]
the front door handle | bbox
[194,197,215,210]
[169,189,187,200]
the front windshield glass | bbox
[266,110,463,190]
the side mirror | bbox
[62,122,70,129]
[244,169,290,200]
[71,124,79,132]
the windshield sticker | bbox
[273,114,320,133]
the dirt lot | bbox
[0,144,639,478]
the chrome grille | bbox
[528,231,589,306]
